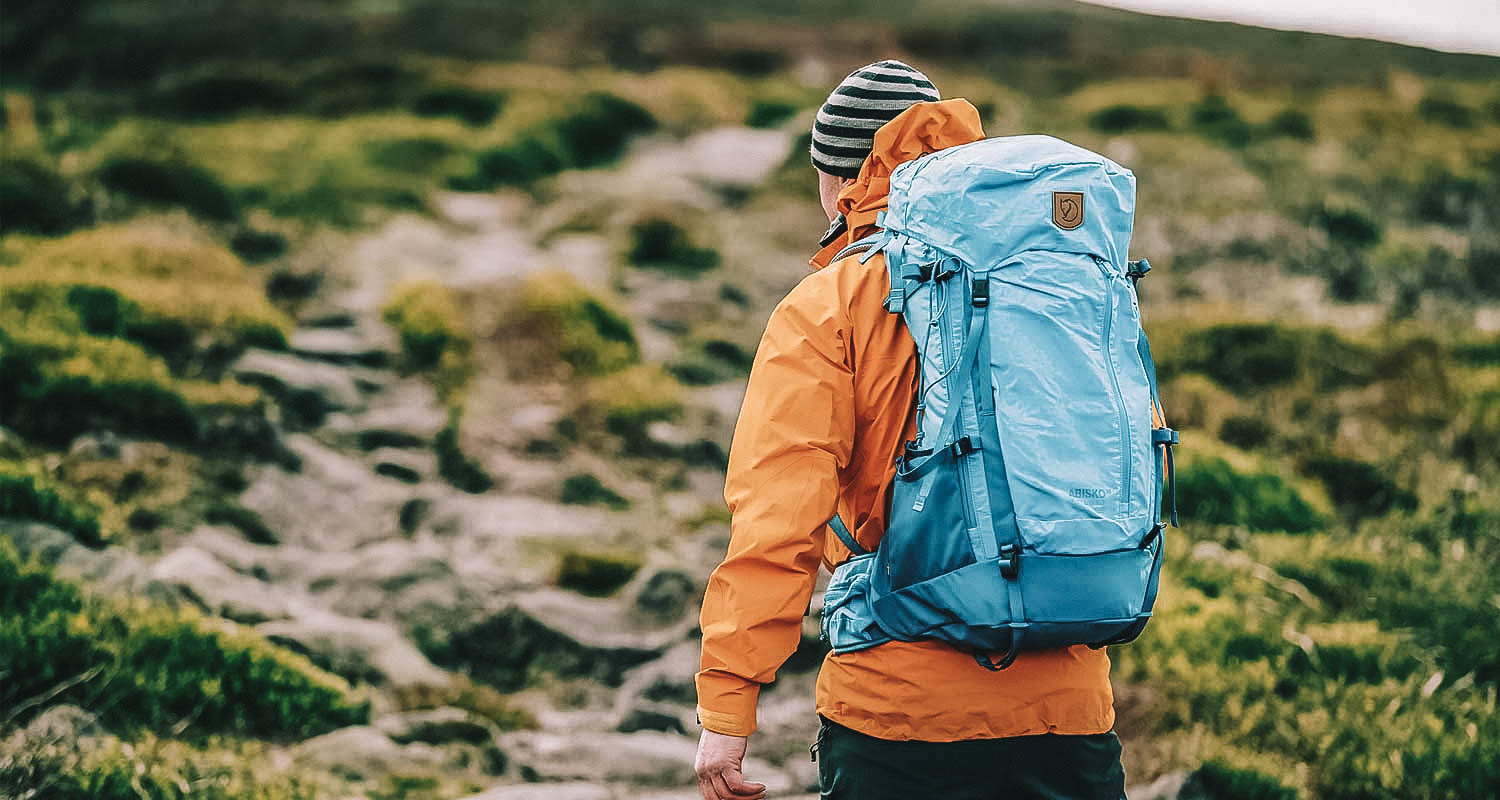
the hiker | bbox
[694,60,1169,800]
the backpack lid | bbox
[883,134,1137,270]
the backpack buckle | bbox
[948,436,979,457]
[998,544,1019,580]
[971,278,989,307]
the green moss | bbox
[0,540,368,739]
[1190,95,1253,147]
[516,272,639,376]
[203,503,279,545]
[1417,93,1475,128]
[745,99,799,129]
[228,229,288,264]
[98,157,239,222]
[434,411,493,494]
[556,550,642,597]
[1218,415,1273,450]
[1088,104,1170,133]
[410,87,505,126]
[559,473,630,510]
[365,137,460,174]
[1299,454,1417,522]
[626,218,720,275]
[381,280,471,402]
[0,469,106,547]
[450,92,654,190]
[1176,458,1322,533]
[0,158,82,235]
[1264,108,1314,140]
[1183,760,1296,800]
[391,676,536,732]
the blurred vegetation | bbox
[2,1,1499,796]
[512,271,640,376]
[0,540,368,739]
[560,472,631,510]
[555,550,643,597]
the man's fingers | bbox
[723,768,768,797]
[699,775,725,800]
[710,770,766,800]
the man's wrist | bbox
[696,706,756,737]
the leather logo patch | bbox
[1053,191,1084,230]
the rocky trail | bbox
[6,126,833,798]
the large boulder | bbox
[258,611,448,688]
[287,725,447,782]
[149,546,291,623]
[418,588,692,693]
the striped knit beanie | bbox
[810,60,941,178]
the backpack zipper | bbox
[1097,259,1132,515]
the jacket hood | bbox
[811,98,986,269]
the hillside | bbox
[2,2,1499,798]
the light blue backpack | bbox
[820,135,1179,670]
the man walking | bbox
[693,61,1128,799]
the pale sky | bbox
[1082,0,1500,57]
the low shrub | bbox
[1263,109,1314,140]
[667,338,754,385]
[450,92,654,189]
[582,366,684,451]
[203,503,279,545]
[391,676,536,732]
[381,280,468,371]
[514,272,639,376]
[1218,415,1274,450]
[745,99,799,129]
[1183,760,1296,800]
[145,70,297,119]
[1175,458,1322,533]
[559,473,630,510]
[98,157,238,222]
[410,87,505,126]
[1174,323,1304,391]
[434,412,493,494]
[0,470,105,547]
[1417,93,1475,128]
[1190,95,1253,147]
[1312,203,1381,248]
[555,550,642,597]
[2,225,290,353]
[1088,104,1170,134]
[366,137,459,174]
[626,218,720,275]
[1299,454,1417,521]
[0,541,368,739]
[1411,166,1485,226]
[228,229,288,264]
[0,158,81,235]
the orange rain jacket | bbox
[696,99,1116,742]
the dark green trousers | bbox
[814,717,1125,800]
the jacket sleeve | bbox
[695,273,855,736]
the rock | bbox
[1129,771,1188,800]
[369,446,436,483]
[627,127,794,194]
[1,520,78,566]
[289,725,447,781]
[232,348,366,415]
[289,326,393,367]
[424,589,690,692]
[499,730,792,793]
[330,377,449,443]
[258,611,448,687]
[458,784,612,800]
[617,708,687,735]
[239,435,407,551]
[374,708,494,746]
[149,546,290,623]
[634,570,697,623]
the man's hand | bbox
[695,729,768,800]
